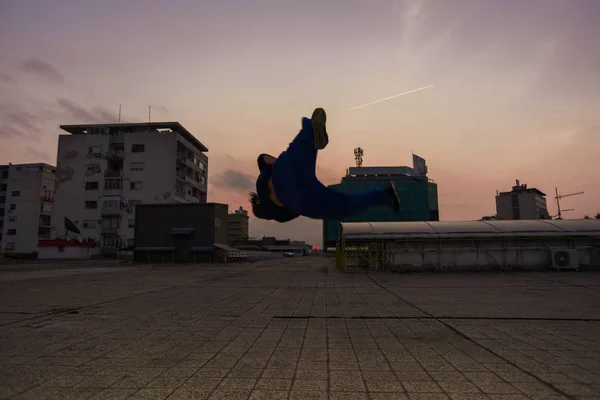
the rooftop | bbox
[0,258,599,399]
[341,219,600,239]
[59,121,208,152]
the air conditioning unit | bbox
[93,152,102,158]
[549,249,579,271]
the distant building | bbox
[322,153,439,250]
[133,203,232,263]
[496,180,549,220]
[52,122,209,255]
[232,237,312,255]
[0,163,56,254]
[227,206,249,244]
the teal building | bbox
[322,155,439,250]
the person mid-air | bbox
[250,108,400,222]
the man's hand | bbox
[257,154,277,170]
[260,154,277,165]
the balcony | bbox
[104,169,122,178]
[41,195,54,203]
[104,178,122,196]
[101,226,119,235]
[106,149,124,160]
[101,205,121,216]
[39,215,51,227]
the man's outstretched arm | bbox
[257,154,277,171]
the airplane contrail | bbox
[348,84,435,111]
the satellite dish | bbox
[538,208,551,220]
[64,217,81,234]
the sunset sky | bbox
[1,0,599,245]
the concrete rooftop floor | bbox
[0,256,599,400]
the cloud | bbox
[151,105,169,114]
[25,145,52,163]
[0,104,39,138]
[211,169,255,192]
[21,58,65,85]
[0,73,12,84]
[57,98,117,124]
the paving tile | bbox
[248,390,289,400]
[437,381,481,393]
[218,378,257,390]
[261,368,295,379]
[292,379,328,391]
[329,370,366,392]
[289,391,328,400]
[406,394,451,400]
[329,392,369,400]
[128,388,175,399]
[207,389,251,400]
[254,378,293,391]
[401,381,443,393]
[194,368,231,378]
[88,388,138,399]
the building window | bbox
[0,184,6,191]
[16,167,22,172]
[23,166,41,172]
[130,162,145,171]
[215,218,220,227]
[101,235,120,248]
[1,171,7,179]
[85,181,99,190]
[86,164,101,173]
[88,145,102,155]
[128,200,141,208]
[103,198,120,208]
[4,242,15,251]
[9,216,17,223]
[129,181,143,190]
[102,217,120,229]
[84,200,98,209]
[128,219,135,228]
[11,191,20,197]
[7,229,16,236]
[9,203,15,211]
[104,178,122,190]
[57,247,65,253]
[83,220,97,229]
[131,144,145,153]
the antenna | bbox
[354,147,364,167]
[149,105,151,123]
[554,187,584,220]
[118,104,122,123]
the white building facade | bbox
[51,122,208,254]
[0,163,56,254]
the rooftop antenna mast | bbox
[554,187,584,220]
[149,105,151,123]
[354,146,364,167]
[118,104,122,123]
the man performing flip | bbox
[250,108,400,222]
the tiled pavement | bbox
[0,257,599,400]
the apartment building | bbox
[51,122,208,253]
[0,163,56,254]
[227,206,249,244]
[496,179,549,220]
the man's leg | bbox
[301,182,400,220]
[271,110,327,205]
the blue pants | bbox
[271,118,389,220]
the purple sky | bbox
[1,0,599,245]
